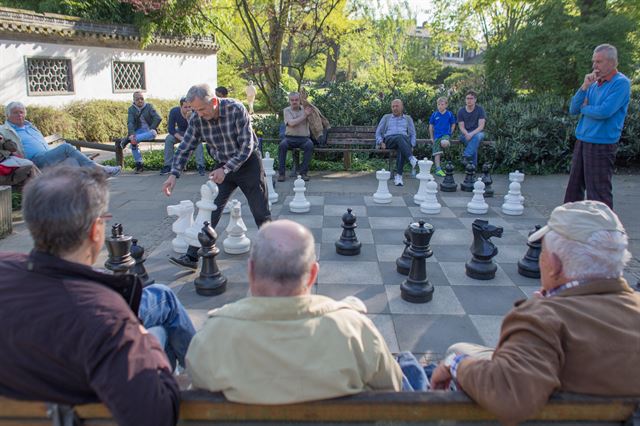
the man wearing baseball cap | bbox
[431,200,640,425]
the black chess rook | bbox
[440,161,457,192]
[104,223,135,275]
[335,208,362,256]
[400,221,435,303]
[481,163,494,198]
[518,225,542,278]
[130,238,155,286]
[460,162,476,192]
[194,221,228,296]
[465,219,503,280]
[395,224,413,275]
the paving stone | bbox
[469,315,504,348]
[364,196,407,207]
[323,205,367,217]
[318,243,378,262]
[378,262,449,287]
[317,261,382,285]
[441,262,515,286]
[408,206,457,218]
[385,285,465,315]
[393,314,484,355]
[367,314,399,353]
[453,286,527,315]
[277,214,325,228]
[322,228,374,244]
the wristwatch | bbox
[223,166,231,175]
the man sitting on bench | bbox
[431,201,640,425]
[120,90,162,174]
[278,92,314,182]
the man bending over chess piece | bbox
[186,219,403,403]
[0,166,197,426]
[431,200,640,425]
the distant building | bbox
[412,24,483,67]
[0,7,219,107]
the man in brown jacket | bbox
[431,200,640,425]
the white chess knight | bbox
[184,180,219,247]
[262,151,279,204]
[289,175,311,213]
[373,169,392,204]
[420,177,441,214]
[413,158,434,205]
[467,178,489,214]
[223,200,250,254]
[502,181,524,215]
[166,200,194,253]
[505,170,525,204]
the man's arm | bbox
[375,115,387,146]
[580,78,631,120]
[167,109,178,137]
[126,107,136,136]
[149,105,162,130]
[284,108,309,127]
[468,118,485,137]
[407,116,416,147]
[428,124,435,141]
[224,105,255,172]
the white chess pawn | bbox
[502,181,524,215]
[413,158,433,205]
[166,200,194,253]
[467,178,489,214]
[184,180,219,247]
[289,175,311,213]
[223,200,251,254]
[262,152,279,203]
[373,169,392,204]
[420,177,441,214]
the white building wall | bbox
[0,39,217,107]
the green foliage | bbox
[12,191,21,211]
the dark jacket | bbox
[0,251,180,426]
[127,103,162,135]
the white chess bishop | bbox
[184,180,218,247]
[373,169,392,204]
[262,152,279,204]
[467,178,489,214]
[420,177,441,214]
[414,158,433,205]
[502,181,524,215]
[166,200,194,253]
[223,200,251,254]
[289,175,311,213]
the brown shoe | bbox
[277,174,286,182]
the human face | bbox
[180,102,192,119]
[437,100,448,113]
[8,106,26,127]
[189,96,216,121]
[289,95,301,110]
[133,93,145,108]
[391,100,403,116]
[592,51,616,79]
[465,95,476,109]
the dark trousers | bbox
[278,136,314,175]
[186,150,271,259]
[385,134,413,175]
[564,140,617,209]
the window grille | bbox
[25,57,74,95]
[113,61,146,92]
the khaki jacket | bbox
[0,123,25,158]
[301,100,330,141]
[186,295,402,404]
[458,278,640,425]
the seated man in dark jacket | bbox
[121,91,162,174]
[0,166,183,426]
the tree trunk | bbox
[577,0,607,19]
[324,40,340,83]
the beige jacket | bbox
[458,278,640,425]
[0,123,25,158]
[186,295,402,404]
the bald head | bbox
[391,99,404,116]
[249,220,317,296]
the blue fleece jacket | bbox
[569,72,631,144]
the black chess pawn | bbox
[518,225,542,278]
[335,208,362,256]
[104,223,135,275]
[465,219,503,280]
[460,162,476,192]
[194,221,227,296]
[396,224,413,275]
[481,163,494,198]
[440,161,457,192]
[401,221,435,303]
[130,238,155,286]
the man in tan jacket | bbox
[186,219,403,404]
[431,200,640,425]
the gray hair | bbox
[594,44,618,66]
[544,229,631,280]
[288,92,300,98]
[185,84,214,103]
[250,221,316,292]
[5,101,26,118]
[23,166,109,257]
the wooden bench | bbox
[1,391,637,425]
[113,133,169,168]
[44,134,114,161]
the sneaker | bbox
[119,138,130,149]
[435,168,446,177]
[300,174,310,182]
[394,174,404,186]
[134,162,143,174]
[169,254,198,270]
[277,174,286,182]
[159,166,171,175]
[103,165,121,177]
[198,166,206,176]
[409,156,418,168]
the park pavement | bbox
[2,166,639,359]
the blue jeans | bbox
[139,284,196,370]
[384,134,414,175]
[130,130,157,163]
[164,134,204,168]
[32,143,95,169]
[396,351,429,391]
[462,131,485,166]
[278,136,314,175]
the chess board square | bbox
[449,207,501,218]
[369,216,414,230]
[367,206,412,217]
[322,228,374,244]
[368,314,399,353]
[494,245,528,263]
[323,205,367,217]
[469,315,504,348]
[458,217,515,231]
[281,195,325,206]
[323,215,371,229]
[491,205,546,219]
[378,262,449,286]
[440,262,515,286]
[418,217,466,229]
[409,206,457,218]
[277,204,324,215]
[375,245,438,263]
[317,261,382,285]
[430,229,471,245]
[277,214,324,228]
[324,194,366,205]
[176,261,249,310]
[372,229,405,244]
[430,245,469,262]
[441,197,470,208]
[501,263,541,286]
[185,309,211,331]
[364,196,407,206]
[453,286,527,315]
[507,218,547,231]
[518,286,538,299]
[318,243,378,261]
[316,284,390,314]
[385,285,465,315]
[393,314,484,355]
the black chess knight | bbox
[465,219,503,280]
[400,221,435,303]
[104,223,135,275]
[518,225,542,278]
[194,221,227,296]
[335,208,361,256]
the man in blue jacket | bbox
[565,43,631,209]
[121,91,162,174]
[161,97,206,176]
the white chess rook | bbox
[502,181,524,215]
[289,175,311,213]
[262,152,279,203]
[166,200,194,254]
[413,158,433,205]
[373,169,392,204]
[223,200,251,254]
[467,178,489,214]
[184,181,219,247]
[505,170,525,204]
[420,177,441,214]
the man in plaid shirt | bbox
[162,84,271,269]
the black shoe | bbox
[134,162,143,174]
[198,166,206,176]
[119,138,130,149]
[300,174,310,181]
[159,166,171,175]
[277,174,286,182]
[169,254,198,270]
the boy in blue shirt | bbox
[429,97,457,177]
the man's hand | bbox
[582,72,597,91]
[378,142,386,150]
[211,168,226,185]
[129,134,138,146]
[162,175,176,196]
[430,362,453,390]
[462,132,471,142]
[304,107,313,116]
[150,129,158,137]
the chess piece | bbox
[167,200,194,254]
[440,161,457,192]
[505,170,525,204]
[467,178,489,215]
[335,208,362,256]
[420,177,441,215]
[185,181,218,247]
[262,151,279,203]
[396,224,413,275]
[373,169,392,204]
[223,200,251,254]
[289,175,311,213]
[194,221,227,296]
[401,220,435,303]
[130,238,155,286]
[465,219,503,280]
[104,223,135,275]
[413,158,433,205]
[481,163,494,197]
[518,225,542,278]
[502,181,524,216]
[460,162,476,192]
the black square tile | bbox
[318,243,378,261]
[453,286,526,315]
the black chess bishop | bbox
[194,221,227,296]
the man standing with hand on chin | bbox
[162,83,270,270]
